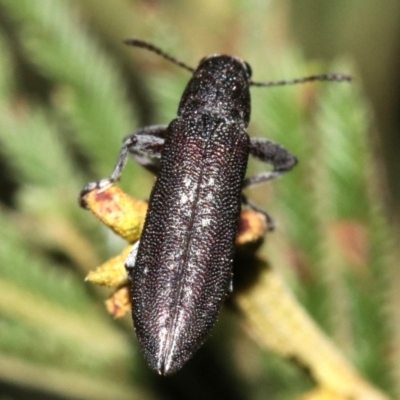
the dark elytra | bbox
[80,39,350,375]
[132,56,251,375]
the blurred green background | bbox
[0,1,399,399]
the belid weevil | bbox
[80,39,351,375]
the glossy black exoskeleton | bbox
[80,39,351,375]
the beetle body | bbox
[80,39,347,374]
[131,56,251,375]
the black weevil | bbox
[80,39,350,375]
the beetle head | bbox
[178,55,252,127]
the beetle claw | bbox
[79,179,113,208]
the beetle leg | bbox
[80,125,167,199]
[241,138,297,231]
[228,277,234,293]
[109,127,166,182]
[243,138,298,188]
[241,194,275,231]
[124,240,140,279]
[126,125,168,175]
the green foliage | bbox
[0,0,397,399]
[1,0,136,177]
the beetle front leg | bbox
[79,125,167,206]
[126,125,168,176]
[110,124,168,181]
[244,138,297,188]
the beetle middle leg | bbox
[79,125,167,205]
[242,137,297,230]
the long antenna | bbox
[124,39,195,73]
[124,39,352,86]
[250,73,352,87]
